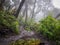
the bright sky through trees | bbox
[52,0,60,9]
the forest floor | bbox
[0,26,55,45]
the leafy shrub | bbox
[0,11,19,35]
[10,38,40,45]
[18,16,38,31]
[38,16,60,44]
[20,18,35,31]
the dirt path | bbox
[0,26,52,45]
[0,26,35,45]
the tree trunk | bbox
[14,0,25,18]
[25,0,28,24]
[0,0,5,11]
[31,0,36,19]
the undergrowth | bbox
[0,11,19,36]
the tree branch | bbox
[55,14,60,18]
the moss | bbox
[10,38,40,45]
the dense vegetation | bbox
[38,16,60,44]
[0,11,60,45]
[10,38,40,45]
[22,16,60,45]
[0,11,19,36]
[0,0,60,45]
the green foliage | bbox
[38,16,60,44]
[24,19,40,32]
[10,38,40,45]
[0,11,19,35]
[19,17,35,31]
[18,14,60,45]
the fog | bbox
[4,0,60,22]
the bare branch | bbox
[55,14,60,18]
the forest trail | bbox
[0,26,35,45]
[0,26,51,45]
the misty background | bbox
[3,0,60,22]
